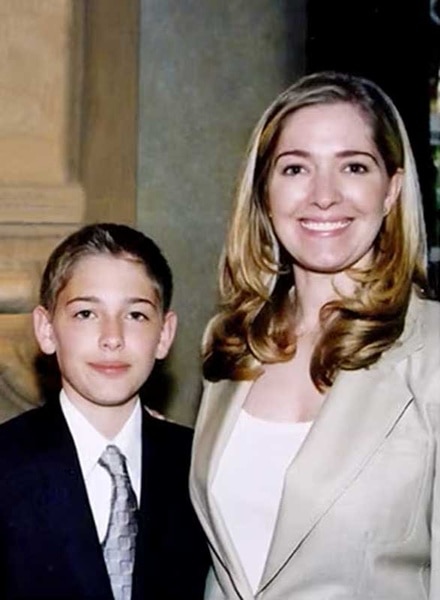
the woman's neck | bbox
[291,268,355,335]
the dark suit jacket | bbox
[0,400,209,599]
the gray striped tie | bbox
[99,445,138,600]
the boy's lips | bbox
[88,362,130,374]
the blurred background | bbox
[0,0,438,426]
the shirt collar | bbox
[60,390,142,481]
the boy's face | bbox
[33,254,177,415]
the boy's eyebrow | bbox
[65,296,158,307]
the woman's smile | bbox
[299,218,352,233]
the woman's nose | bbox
[311,170,341,209]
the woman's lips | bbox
[299,218,351,232]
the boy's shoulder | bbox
[0,404,49,446]
[0,404,55,490]
[143,406,194,446]
[0,403,194,445]
[142,406,197,474]
[0,403,196,479]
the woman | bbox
[190,71,440,599]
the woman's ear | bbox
[32,305,57,355]
[384,168,403,216]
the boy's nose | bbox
[99,319,124,350]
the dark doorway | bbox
[306,0,440,295]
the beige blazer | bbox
[190,295,440,599]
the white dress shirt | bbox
[212,409,312,593]
[60,390,142,542]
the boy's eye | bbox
[74,309,94,320]
[127,311,148,322]
[344,163,368,174]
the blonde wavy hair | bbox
[203,71,429,388]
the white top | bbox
[60,390,142,542]
[212,409,312,593]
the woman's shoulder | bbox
[413,295,440,340]
[404,295,440,401]
[200,376,245,402]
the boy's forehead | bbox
[70,252,149,276]
[61,253,160,295]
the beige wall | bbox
[0,0,138,422]
[0,0,306,426]
[137,0,306,425]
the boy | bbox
[0,223,209,599]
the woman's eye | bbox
[345,163,368,174]
[282,164,305,176]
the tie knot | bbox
[98,444,128,478]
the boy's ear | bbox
[32,305,57,355]
[155,310,178,360]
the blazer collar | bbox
[191,379,255,596]
[372,291,424,366]
[193,293,425,597]
[259,365,413,591]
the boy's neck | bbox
[63,393,139,439]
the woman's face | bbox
[267,102,401,276]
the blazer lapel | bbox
[193,369,414,598]
[36,403,113,599]
[191,379,255,597]
[193,294,425,597]
[259,330,422,591]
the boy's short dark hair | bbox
[40,223,173,314]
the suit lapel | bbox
[131,409,151,600]
[36,402,113,599]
